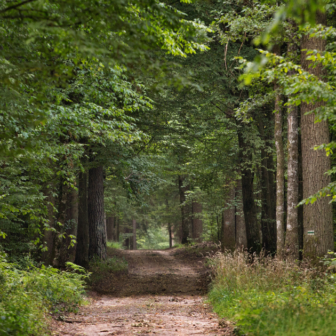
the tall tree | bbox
[222,187,236,251]
[300,12,333,257]
[178,176,190,244]
[238,127,260,252]
[88,166,106,260]
[274,82,285,256]
[235,179,247,249]
[75,172,89,267]
[285,28,300,260]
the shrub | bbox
[208,250,336,336]
[0,252,87,335]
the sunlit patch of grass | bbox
[208,250,336,336]
[107,241,124,249]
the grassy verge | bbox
[0,252,87,335]
[89,255,128,285]
[208,250,336,336]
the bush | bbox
[0,253,87,335]
[208,250,336,336]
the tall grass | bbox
[209,250,336,336]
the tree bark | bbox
[88,166,106,260]
[301,11,333,257]
[106,216,114,241]
[274,82,285,256]
[192,201,203,242]
[58,185,78,267]
[235,178,247,249]
[41,188,56,265]
[116,217,120,242]
[168,223,173,248]
[132,219,137,250]
[75,171,89,267]
[285,36,300,259]
[258,109,276,254]
[237,128,260,253]
[178,175,190,244]
[222,187,236,251]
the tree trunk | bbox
[274,83,285,256]
[222,187,236,251]
[116,217,120,242]
[298,124,304,259]
[192,201,203,242]
[132,219,137,250]
[301,11,333,257]
[58,185,78,267]
[238,128,260,253]
[168,223,173,248]
[75,171,89,267]
[88,166,106,260]
[178,175,190,244]
[106,216,114,241]
[235,179,247,249]
[258,109,276,254]
[42,188,56,265]
[285,37,300,259]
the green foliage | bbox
[209,250,336,336]
[0,252,87,335]
[89,256,128,284]
[137,227,170,249]
[107,241,124,250]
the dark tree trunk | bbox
[88,166,106,260]
[222,187,236,251]
[132,219,137,250]
[41,187,56,265]
[75,172,89,267]
[192,201,203,242]
[235,179,247,249]
[58,185,78,267]
[116,217,120,242]
[301,11,333,257]
[238,128,260,253]
[168,223,173,248]
[258,109,276,254]
[178,175,190,244]
[106,216,114,241]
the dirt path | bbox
[53,247,233,336]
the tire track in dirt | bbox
[53,247,233,336]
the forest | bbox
[1,0,336,335]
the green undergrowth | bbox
[209,251,336,336]
[107,241,124,249]
[89,256,128,285]
[0,252,88,335]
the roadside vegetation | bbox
[209,251,336,336]
[0,253,87,335]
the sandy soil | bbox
[53,247,233,336]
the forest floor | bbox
[52,245,234,336]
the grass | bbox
[208,250,336,336]
[89,255,128,284]
[0,253,87,335]
[107,241,124,249]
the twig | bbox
[0,0,36,14]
